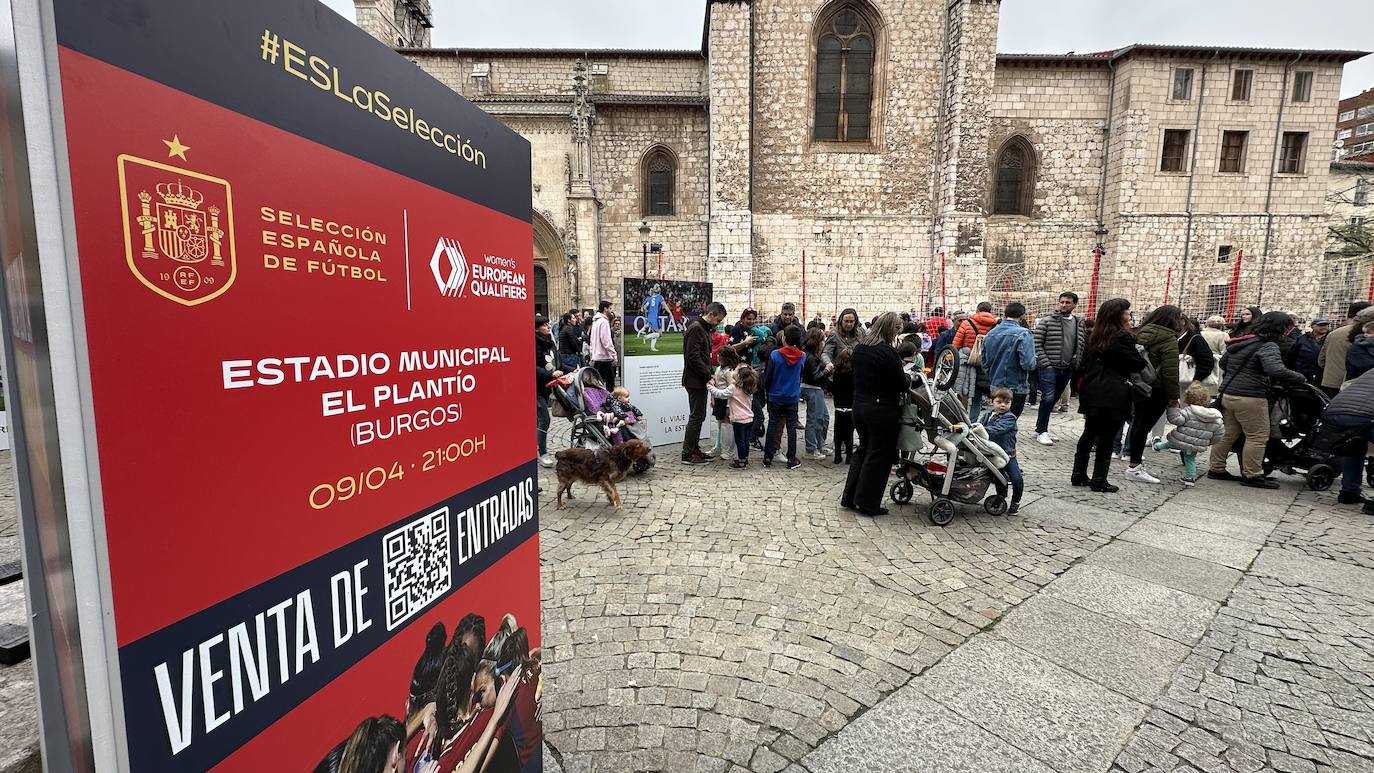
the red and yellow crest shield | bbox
[118,154,235,306]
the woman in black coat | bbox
[1073,299,1148,492]
[841,311,908,516]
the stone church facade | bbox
[353,0,1367,319]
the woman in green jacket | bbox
[1125,305,1185,484]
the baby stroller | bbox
[890,347,1012,526]
[547,367,655,474]
[1253,382,1338,490]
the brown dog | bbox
[553,439,652,509]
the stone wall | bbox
[593,105,711,308]
[403,51,705,101]
[706,0,755,311]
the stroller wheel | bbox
[928,497,956,527]
[1305,464,1335,492]
[890,479,915,505]
[983,495,1008,516]
[932,346,960,391]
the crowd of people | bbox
[538,291,1374,518]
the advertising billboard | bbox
[0,0,543,769]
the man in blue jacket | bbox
[980,302,1037,416]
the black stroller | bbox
[547,367,654,474]
[1236,381,1372,491]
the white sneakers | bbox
[1037,432,1054,446]
[539,454,556,468]
[1125,464,1161,484]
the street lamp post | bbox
[639,221,651,279]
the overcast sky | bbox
[320,0,1372,98]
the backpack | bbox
[1127,343,1157,400]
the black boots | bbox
[1089,479,1119,493]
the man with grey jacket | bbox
[1032,292,1087,445]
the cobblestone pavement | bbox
[537,400,1374,773]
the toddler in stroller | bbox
[890,347,1013,525]
[548,368,655,474]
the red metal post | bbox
[801,250,807,319]
[1367,259,1374,301]
[657,247,663,281]
[1087,245,1102,319]
[1225,249,1243,322]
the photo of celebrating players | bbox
[311,611,542,773]
[621,278,714,357]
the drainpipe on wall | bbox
[1178,50,1218,309]
[929,0,953,302]
[1258,53,1302,307]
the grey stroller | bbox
[890,347,1012,526]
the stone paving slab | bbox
[1044,564,1220,645]
[1146,506,1279,543]
[1165,486,1294,522]
[1083,540,1243,603]
[0,662,38,773]
[1017,495,1138,536]
[1119,519,1262,570]
[992,594,1190,703]
[796,688,1056,773]
[1250,547,1374,603]
[917,637,1148,773]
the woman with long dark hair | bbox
[1124,304,1185,484]
[1207,311,1306,487]
[823,307,863,368]
[841,312,908,516]
[1231,305,1263,336]
[1073,299,1147,492]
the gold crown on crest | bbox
[156,179,204,209]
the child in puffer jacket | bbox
[1153,381,1225,486]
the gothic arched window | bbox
[643,146,676,217]
[992,137,1036,216]
[813,5,878,142]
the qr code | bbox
[382,507,453,631]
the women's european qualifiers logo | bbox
[429,236,527,301]
[118,137,236,306]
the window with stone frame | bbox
[813,4,878,142]
[1231,69,1253,101]
[642,147,676,216]
[1291,71,1313,103]
[1279,132,1308,174]
[1172,68,1194,101]
[991,137,1036,216]
[1160,129,1191,173]
[1219,131,1248,173]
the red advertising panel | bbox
[43,0,542,769]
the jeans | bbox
[683,387,707,457]
[593,359,616,391]
[1128,390,1169,466]
[765,400,800,463]
[1075,413,1127,482]
[1035,367,1074,434]
[1209,395,1270,478]
[800,385,830,452]
[1322,413,1374,493]
[536,395,551,455]
[732,422,752,461]
[1003,457,1024,503]
[559,354,580,371]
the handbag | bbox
[1178,354,1196,384]
[1127,343,1157,400]
[969,333,986,368]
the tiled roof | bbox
[999,44,1368,66]
[399,47,702,58]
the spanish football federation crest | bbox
[118,146,235,306]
